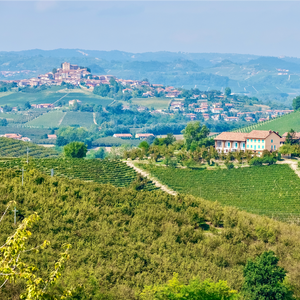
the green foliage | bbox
[0,206,71,299]
[63,142,87,158]
[141,273,239,300]
[0,137,58,158]
[0,118,8,126]
[139,141,150,151]
[292,96,300,111]
[249,157,263,166]
[0,168,299,298]
[0,158,157,190]
[86,147,107,159]
[139,164,300,222]
[242,251,293,300]
[182,121,211,150]
[225,87,232,97]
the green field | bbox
[235,111,300,135]
[0,87,114,106]
[24,111,65,128]
[60,111,94,128]
[128,97,171,109]
[139,164,300,222]
[0,137,58,158]
[0,158,157,190]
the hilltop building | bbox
[214,130,281,154]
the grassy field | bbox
[234,111,300,135]
[128,97,171,109]
[0,87,114,106]
[24,111,65,128]
[139,163,300,222]
[60,111,94,128]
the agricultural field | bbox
[0,158,157,190]
[0,137,59,158]
[234,111,300,135]
[128,97,171,109]
[0,86,114,107]
[60,111,94,128]
[92,136,140,147]
[139,163,300,222]
[24,111,65,128]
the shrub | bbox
[64,142,87,158]
[225,162,234,169]
[249,157,263,166]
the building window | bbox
[258,139,260,142]
[247,139,249,142]
[235,143,237,148]
[228,142,230,147]
[274,145,276,150]
[258,145,260,149]
[271,145,273,150]
[254,139,256,142]
[262,140,264,143]
[251,139,253,142]
[262,146,264,149]
[247,145,249,148]
[271,139,273,143]
[251,145,253,148]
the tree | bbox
[139,141,150,151]
[292,96,300,111]
[182,121,210,150]
[225,87,231,97]
[24,101,31,110]
[285,129,297,145]
[56,136,68,147]
[0,118,8,126]
[0,202,71,299]
[242,251,293,300]
[141,273,238,300]
[64,142,87,158]
[52,68,57,74]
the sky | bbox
[1,1,300,57]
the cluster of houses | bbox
[169,100,293,122]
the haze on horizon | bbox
[1,1,300,58]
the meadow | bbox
[24,111,65,128]
[0,87,114,106]
[138,163,300,222]
[128,97,171,109]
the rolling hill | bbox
[0,167,300,298]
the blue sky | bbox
[1,1,300,57]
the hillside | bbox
[234,111,300,135]
[138,163,300,223]
[0,137,58,158]
[1,168,300,299]
[0,158,157,190]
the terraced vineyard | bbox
[0,158,157,190]
[0,137,59,158]
[139,163,300,222]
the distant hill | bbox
[1,49,300,101]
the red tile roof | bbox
[246,130,281,139]
[214,132,248,142]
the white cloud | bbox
[35,0,57,11]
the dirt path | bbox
[93,112,97,125]
[58,112,67,126]
[125,161,177,196]
[53,92,70,105]
[277,159,300,178]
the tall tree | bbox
[64,142,87,158]
[182,121,210,150]
[242,251,293,300]
[225,87,231,97]
[292,96,300,110]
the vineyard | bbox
[24,111,65,128]
[0,137,59,158]
[0,158,157,190]
[139,163,300,222]
[60,111,94,128]
[231,111,300,135]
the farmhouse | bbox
[214,130,281,154]
[113,133,132,139]
[135,133,154,139]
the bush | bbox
[225,162,234,169]
[249,157,263,166]
[64,142,87,158]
